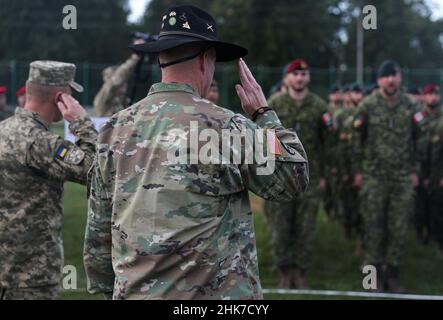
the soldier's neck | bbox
[24,103,54,125]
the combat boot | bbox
[292,268,308,289]
[278,267,293,289]
[384,265,404,293]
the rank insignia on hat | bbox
[182,21,190,29]
[169,17,176,26]
[56,146,68,159]
[207,24,214,32]
[162,15,167,21]
[169,11,176,17]
[301,62,308,69]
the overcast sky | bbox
[128,0,443,23]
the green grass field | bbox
[61,183,443,300]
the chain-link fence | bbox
[1,61,443,113]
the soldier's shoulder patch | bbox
[353,118,363,128]
[56,145,85,165]
[413,112,424,124]
[322,112,333,127]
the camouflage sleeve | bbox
[225,110,309,202]
[351,102,368,173]
[25,117,97,184]
[83,156,114,295]
[93,54,140,116]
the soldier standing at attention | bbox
[264,59,330,289]
[0,61,97,300]
[83,5,309,300]
[412,84,442,245]
[352,60,417,292]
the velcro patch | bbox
[56,146,69,159]
[64,148,86,165]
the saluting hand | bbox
[56,93,87,122]
[235,58,268,117]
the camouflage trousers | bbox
[429,186,443,247]
[360,176,413,267]
[338,180,361,240]
[264,185,319,271]
[414,184,431,239]
[0,284,61,300]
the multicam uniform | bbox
[84,82,309,299]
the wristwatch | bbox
[251,107,272,121]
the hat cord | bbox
[158,46,211,69]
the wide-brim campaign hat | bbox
[129,5,248,62]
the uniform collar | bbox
[15,107,50,131]
[148,82,201,98]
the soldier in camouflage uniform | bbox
[336,83,363,240]
[93,39,146,117]
[264,59,330,289]
[428,105,443,254]
[352,60,417,292]
[83,5,308,300]
[0,61,97,300]
[0,86,14,121]
[412,84,442,245]
[323,84,342,220]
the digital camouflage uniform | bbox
[83,82,309,300]
[0,108,97,300]
[352,91,416,269]
[428,114,443,249]
[412,109,442,242]
[264,91,330,271]
[93,54,140,117]
[336,107,361,239]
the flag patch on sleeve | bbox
[56,146,68,159]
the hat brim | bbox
[70,81,84,93]
[130,37,248,62]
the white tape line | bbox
[262,289,443,300]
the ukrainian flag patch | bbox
[56,146,68,159]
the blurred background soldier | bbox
[264,59,329,289]
[0,86,14,121]
[205,79,219,104]
[336,83,362,241]
[413,84,441,245]
[93,38,146,117]
[15,86,26,108]
[352,60,417,292]
[407,85,422,111]
[0,61,97,300]
[428,100,443,255]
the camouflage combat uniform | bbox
[0,108,97,300]
[264,91,330,271]
[352,91,416,269]
[323,104,340,219]
[336,107,361,239]
[83,82,309,300]
[412,109,442,242]
[93,55,140,117]
[427,114,443,249]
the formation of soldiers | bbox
[0,4,442,300]
[264,58,443,292]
